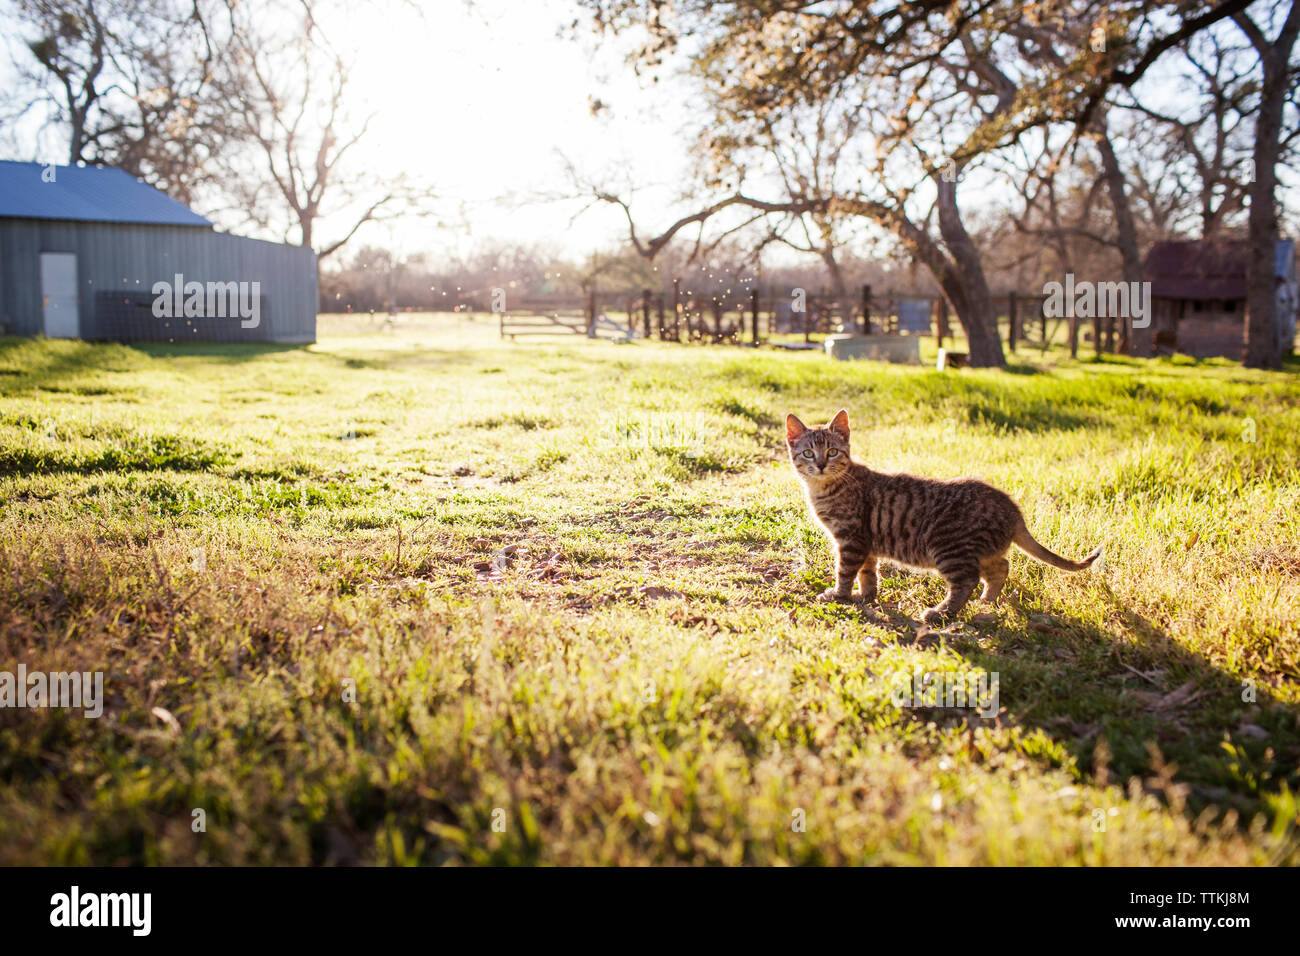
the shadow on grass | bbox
[1001,362,1046,376]
[962,400,1098,432]
[0,336,480,391]
[130,341,310,361]
[0,336,309,384]
[832,584,1300,848]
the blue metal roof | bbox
[0,160,212,227]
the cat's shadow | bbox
[846,582,1299,848]
[834,598,948,648]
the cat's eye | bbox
[802,450,814,458]
[827,448,839,457]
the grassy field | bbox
[1,312,1298,865]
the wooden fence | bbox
[497,282,1071,354]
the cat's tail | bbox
[1013,521,1102,572]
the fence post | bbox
[1008,292,1017,353]
[641,289,652,338]
[750,287,760,344]
[586,284,597,338]
[937,296,949,347]
[656,294,665,340]
[861,284,872,335]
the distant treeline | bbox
[317,241,943,315]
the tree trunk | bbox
[1240,1,1300,369]
[821,249,850,324]
[932,271,1004,367]
[1243,154,1282,369]
[1094,119,1146,356]
[934,179,1006,367]
[68,108,86,164]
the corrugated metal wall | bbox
[0,219,316,343]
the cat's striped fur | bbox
[787,409,1100,625]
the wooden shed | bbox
[1142,238,1297,359]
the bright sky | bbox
[0,0,696,259]
[1,0,1290,263]
[312,0,693,260]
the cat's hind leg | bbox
[923,558,980,625]
[979,555,1010,604]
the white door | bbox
[40,252,79,338]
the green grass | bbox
[0,312,1298,865]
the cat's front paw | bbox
[922,607,949,626]
[816,588,848,604]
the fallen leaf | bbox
[1160,680,1201,708]
[1130,680,1202,711]
[532,552,564,580]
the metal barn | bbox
[0,161,316,343]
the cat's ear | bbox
[785,414,807,444]
[828,409,850,441]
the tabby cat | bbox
[787,409,1100,625]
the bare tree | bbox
[15,0,112,162]
[698,96,868,306]
[216,0,435,262]
[580,1,1024,365]
[11,0,235,203]
[1121,27,1262,239]
[1001,0,1295,367]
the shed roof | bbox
[0,160,212,227]
[1143,239,1251,300]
